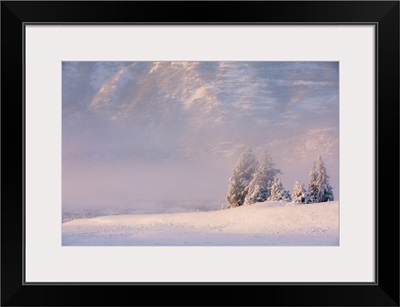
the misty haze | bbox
[62,61,339,246]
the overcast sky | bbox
[63,61,339,212]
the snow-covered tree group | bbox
[226,150,334,208]
[244,151,282,205]
[227,149,290,208]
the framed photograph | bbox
[2,1,399,306]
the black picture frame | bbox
[1,1,399,306]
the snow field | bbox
[62,201,339,246]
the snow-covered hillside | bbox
[62,201,339,246]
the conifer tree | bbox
[267,176,291,202]
[226,148,257,208]
[307,162,319,203]
[292,180,307,204]
[307,156,334,203]
[315,156,334,202]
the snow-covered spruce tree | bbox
[226,148,257,208]
[267,176,291,202]
[307,156,334,203]
[244,151,282,205]
[315,156,334,202]
[307,162,318,203]
[292,180,307,204]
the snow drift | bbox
[62,201,339,246]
